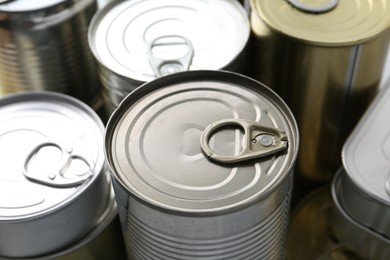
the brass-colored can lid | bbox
[251,0,390,46]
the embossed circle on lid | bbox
[105,70,299,213]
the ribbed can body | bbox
[0,0,100,105]
[113,173,293,260]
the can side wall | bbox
[250,12,390,180]
[331,172,390,260]
[0,0,100,104]
[111,171,293,260]
[0,170,110,258]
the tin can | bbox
[332,170,390,260]
[0,91,110,258]
[248,0,390,181]
[88,0,250,116]
[337,81,390,237]
[105,70,299,259]
[0,0,100,105]
[287,185,362,260]
[0,182,127,260]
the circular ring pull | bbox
[200,119,288,164]
[147,35,194,77]
[287,0,338,14]
[22,142,94,188]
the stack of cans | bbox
[331,81,390,259]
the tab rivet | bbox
[259,135,273,147]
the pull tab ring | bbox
[147,35,194,77]
[200,119,288,164]
[22,142,94,188]
[287,0,338,14]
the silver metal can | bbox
[0,91,110,258]
[0,183,127,260]
[338,80,390,237]
[105,70,299,259]
[88,0,250,115]
[332,170,390,260]
[248,0,390,181]
[0,0,100,105]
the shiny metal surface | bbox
[340,82,390,236]
[89,0,250,115]
[332,171,390,260]
[4,184,128,260]
[0,91,109,258]
[249,0,390,181]
[105,70,298,259]
[287,185,361,260]
[0,0,100,105]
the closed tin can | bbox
[249,0,390,181]
[0,0,100,105]
[1,184,128,260]
[287,185,361,260]
[105,70,299,259]
[0,91,110,258]
[336,81,390,237]
[88,0,250,115]
[332,170,390,260]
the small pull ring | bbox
[147,35,194,77]
[287,0,338,14]
[200,119,288,164]
[23,142,94,188]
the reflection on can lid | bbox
[0,0,68,12]
[89,0,250,82]
[0,92,105,219]
[342,82,390,206]
[105,70,299,214]
[251,0,390,45]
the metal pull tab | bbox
[23,142,94,188]
[287,0,338,14]
[147,35,194,77]
[200,119,288,164]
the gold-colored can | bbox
[287,185,361,260]
[249,0,390,181]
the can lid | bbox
[342,82,390,206]
[0,0,68,12]
[251,0,390,45]
[0,92,105,220]
[89,0,250,83]
[105,70,299,213]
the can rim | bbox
[88,0,250,82]
[105,70,299,215]
[0,91,106,221]
[250,0,390,47]
[331,170,390,245]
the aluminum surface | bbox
[332,171,390,260]
[249,0,390,181]
[0,0,100,105]
[287,186,361,260]
[340,82,390,237]
[3,183,127,260]
[105,70,298,213]
[89,0,250,114]
[0,91,109,258]
[105,70,299,259]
